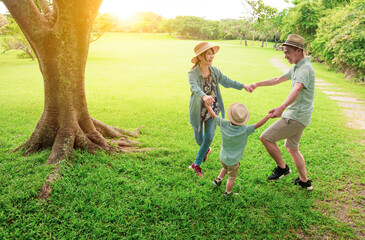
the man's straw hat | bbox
[191,42,220,63]
[228,103,250,126]
[282,34,305,49]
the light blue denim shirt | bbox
[188,65,244,132]
[283,57,315,127]
[214,116,255,166]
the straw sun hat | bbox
[191,42,220,64]
[228,103,250,126]
[281,34,305,50]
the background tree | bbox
[161,16,220,39]
[133,12,163,33]
[221,18,251,46]
[2,0,142,198]
[281,0,323,46]
[320,0,351,9]
[243,0,278,47]
[271,10,286,47]
[311,0,364,80]
[0,13,7,33]
[1,16,35,59]
[91,12,118,42]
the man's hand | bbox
[243,85,252,93]
[269,105,285,118]
[244,83,258,93]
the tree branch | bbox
[37,0,51,15]
[2,0,46,41]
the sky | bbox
[0,0,292,20]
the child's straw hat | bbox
[228,103,250,126]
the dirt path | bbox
[270,56,365,140]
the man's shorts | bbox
[220,160,240,181]
[261,118,306,149]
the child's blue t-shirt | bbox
[214,116,255,166]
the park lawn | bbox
[0,33,363,239]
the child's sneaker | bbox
[267,164,291,181]
[194,165,204,177]
[203,147,212,162]
[224,191,239,197]
[212,177,222,187]
[292,177,313,191]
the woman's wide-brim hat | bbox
[191,42,220,63]
[281,34,305,50]
[228,103,250,126]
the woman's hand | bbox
[202,95,214,105]
[244,83,257,93]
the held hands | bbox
[268,105,285,118]
[202,95,214,106]
[243,83,258,93]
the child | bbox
[205,102,271,196]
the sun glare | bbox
[99,1,139,20]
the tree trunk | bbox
[4,1,141,176]
[239,36,242,45]
[274,33,277,47]
[244,32,247,46]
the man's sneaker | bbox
[203,147,212,162]
[267,164,291,181]
[212,177,222,187]
[194,165,204,177]
[292,177,313,191]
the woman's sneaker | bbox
[194,165,204,177]
[189,163,196,171]
[189,163,203,177]
[292,177,313,191]
[267,164,291,181]
[203,147,212,162]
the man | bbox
[248,34,315,190]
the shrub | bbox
[312,0,365,81]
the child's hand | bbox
[202,95,214,105]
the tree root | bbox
[92,118,143,138]
[37,168,60,200]
[13,117,146,200]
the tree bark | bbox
[4,0,142,169]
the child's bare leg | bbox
[226,180,235,193]
[218,168,227,179]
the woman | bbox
[188,42,251,177]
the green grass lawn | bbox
[0,33,364,239]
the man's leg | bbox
[287,147,308,182]
[261,119,294,181]
[260,136,286,169]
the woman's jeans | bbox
[193,118,216,166]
